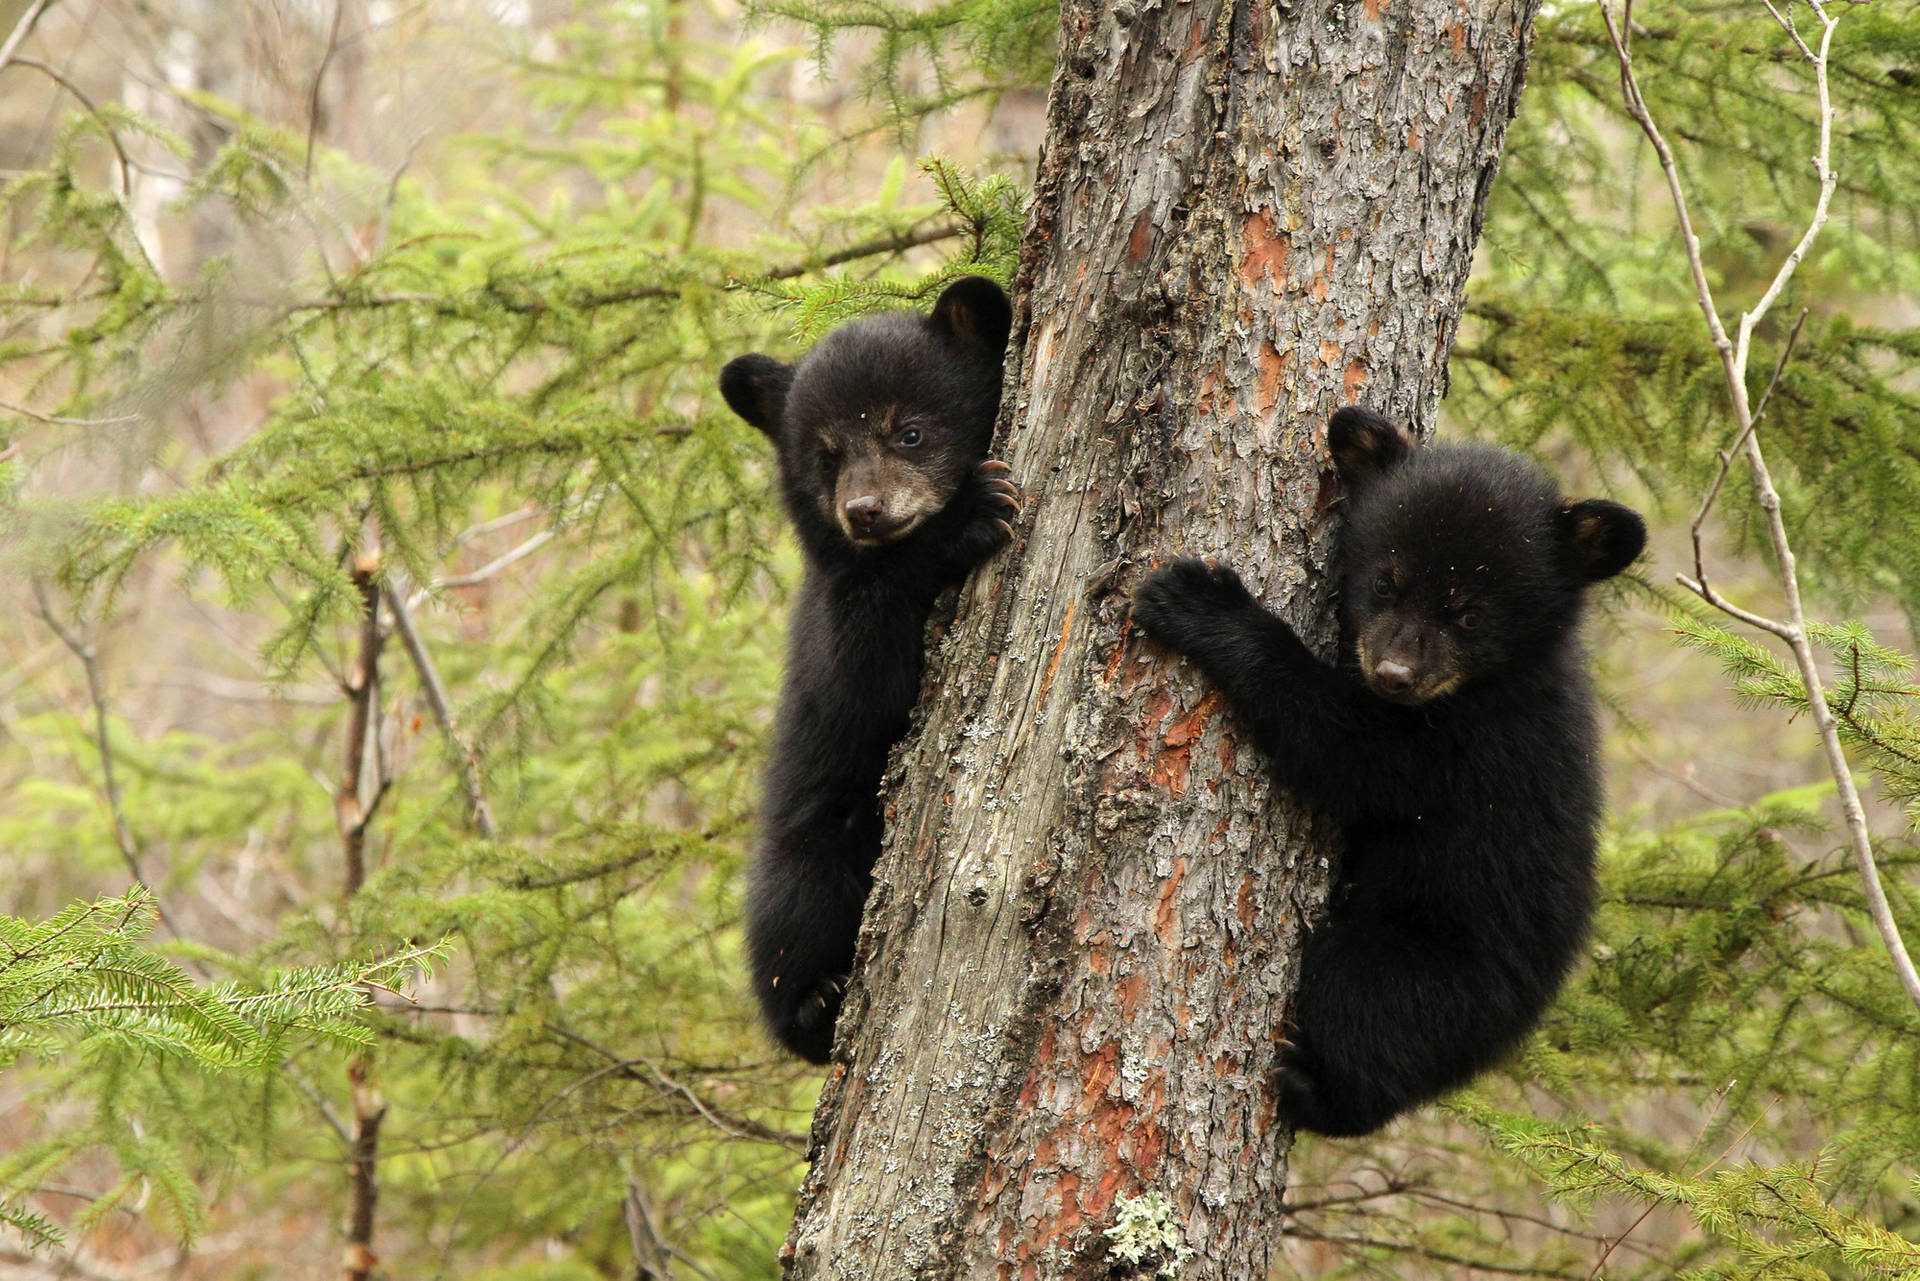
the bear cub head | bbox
[718,276,1012,549]
[1329,407,1645,706]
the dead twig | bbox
[622,1168,680,1281]
[6,58,135,198]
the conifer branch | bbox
[282,220,970,317]
[1602,0,1920,1017]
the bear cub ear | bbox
[719,354,794,438]
[928,275,1013,360]
[1557,499,1647,581]
[1328,407,1414,490]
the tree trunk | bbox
[784,1,1543,1275]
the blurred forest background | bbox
[1,0,1918,1277]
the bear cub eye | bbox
[1371,572,1394,600]
[898,428,922,448]
[1456,609,1481,631]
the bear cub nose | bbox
[843,495,883,532]
[1372,659,1415,695]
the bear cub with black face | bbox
[719,276,1018,1063]
[1132,407,1645,1137]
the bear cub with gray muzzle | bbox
[718,276,1018,1063]
[1132,407,1645,1136]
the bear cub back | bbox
[718,277,1019,1063]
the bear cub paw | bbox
[1132,556,1256,649]
[785,975,850,1064]
[1273,1041,1334,1134]
[961,459,1022,552]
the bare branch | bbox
[1596,1,1733,361]
[1688,309,1808,601]
[383,581,498,840]
[304,0,347,183]
[1762,2,1818,80]
[1746,307,1808,430]
[28,583,189,941]
[342,1053,386,1281]
[1604,0,1920,1015]
[338,555,387,901]
[0,0,57,75]
[1737,0,1838,352]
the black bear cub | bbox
[718,277,1017,1063]
[1132,408,1644,1137]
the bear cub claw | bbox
[968,459,1022,546]
[787,975,849,1062]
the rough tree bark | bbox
[784,0,1543,1275]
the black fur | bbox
[1132,407,1645,1136]
[719,277,1017,1063]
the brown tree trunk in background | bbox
[784,0,1543,1275]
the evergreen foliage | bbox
[0,889,440,1249]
